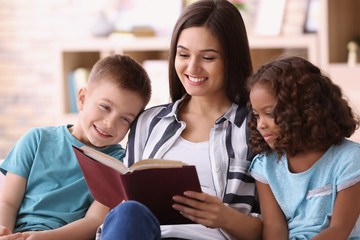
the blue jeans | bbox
[101,200,161,240]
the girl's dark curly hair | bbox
[247,56,360,157]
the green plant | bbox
[228,0,246,10]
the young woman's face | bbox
[73,79,144,148]
[175,26,226,99]
[249,83,280,149]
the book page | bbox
[80,145,129,174]
[129,159,187,172]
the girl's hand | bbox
[172,191,227,228]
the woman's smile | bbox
[186,74,208,85]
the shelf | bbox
[56,36,171,52]
[327,64,360,110]
[320,0,360,67]
[327,0,360,63]
[56,34,320,116]
[52,1,359,144]
[328,63,360,79]
[55,37,171,116]
[248,34,318,71]
[327,64,360,143]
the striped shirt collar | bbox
[159,94,247,128]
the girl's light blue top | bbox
[250,139,360,239]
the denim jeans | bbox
[101,200,161,240]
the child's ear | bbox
[77,87,87,111]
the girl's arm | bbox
[0,172,27,233]
[255,180,288,240]
[312,181,360,240]
[172,191,263,240]
[22,201,109,240]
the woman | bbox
[100,0,262,239]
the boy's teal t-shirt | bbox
[0,125,124,232]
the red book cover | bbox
[72,145,202,225]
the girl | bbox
[248,56,360,239]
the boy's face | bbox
[249,82,280,149]
[73,79,144,148]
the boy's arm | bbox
[256,180,288,240]
[0,172,27,233]
[22,200,109,240]
[312,181,360,240]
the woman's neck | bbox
[178,95,232,142]
[184,94,232,116]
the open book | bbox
[72,145,202,225]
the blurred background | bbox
[0,0,359,158]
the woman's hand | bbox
[173,191,262,240]
[172,191,226,228]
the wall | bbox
[0,0,105,158]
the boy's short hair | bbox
[88,54,152,108]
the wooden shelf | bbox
[327,64,360,118]
[249,34,318,71]
[327,0,360,63]
[55,36,170,117]
[55,0,360,144]
[319,0,360,142]
[56,34,320,117]
[319,0,360,67]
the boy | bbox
[0,54,151,239]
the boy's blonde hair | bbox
[88,54,152,108]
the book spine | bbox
[68,71,77,113]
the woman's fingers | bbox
[172,191,224,228]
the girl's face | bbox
[249,83,280,149]
[72,79,144,148]
[175,26,226,99]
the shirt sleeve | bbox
[335,143,360,192]
[0,128,39,178]
[249,154,269,184]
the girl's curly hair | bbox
[247,56,360,157]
